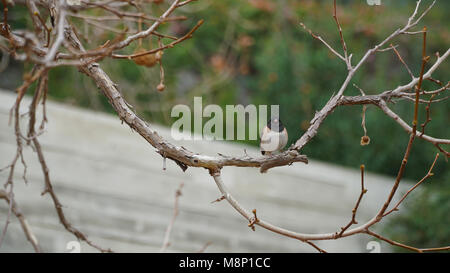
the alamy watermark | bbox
[366,241,381,253]
[170,96,279,141]
[66,241,81,253]
[366,0,381,6]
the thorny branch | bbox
[0,0,448,252]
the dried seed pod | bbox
[360,135,370,146]
[157,83,165,92]
[132,48,158,67]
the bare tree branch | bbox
[0,0,447,253]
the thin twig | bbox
[383,153,439,217]
[33,137,113,252]
[0,189,42,252]
[389,43,415,79]
[332,0,351,69]
[112,19,204,59]
[160,181,184,252]
[305,241,327,253]
[336,165,367,237]
[299,22,346,62]
[197,241,212,253]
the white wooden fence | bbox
[0,90,410,252]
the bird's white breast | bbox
[260,128,288,152]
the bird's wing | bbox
[278,128,288,150]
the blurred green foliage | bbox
[383,169,450,252]
[2,0,449,251]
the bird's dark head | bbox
[267,117,285,132]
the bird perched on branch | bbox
[260,117,288,155]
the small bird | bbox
[260,117,288,155]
